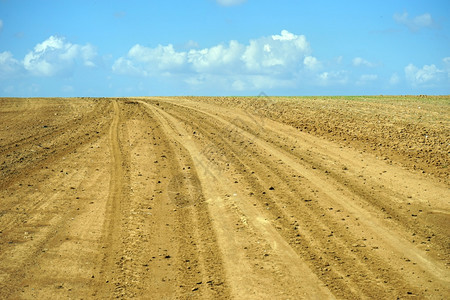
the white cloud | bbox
[183,73,297,92]
[188,40,244,73]
[242,30,310,73]
[80,44,97,67]
[231,79,246,91]
[131,44,185,69]
[414,13,434,27]
[272,30,297,41]
[113,30,312,90]
[352,57,375,67]
[318,70,348,86]
[112,44,187,77]
[356,74,378,85]
[389,73,400,85]
[23,36,97,76]
[0,19,3,32]
[444,57,450,81]
[216,0,247,6]
[405,63,444,86]
[112,57,148,77]
[443,57,450,69]
[394,12,435,32]
[303,56,321,71]
[0,51,21,78]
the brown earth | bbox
[0,96,448,299]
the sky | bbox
[0,0,449,97]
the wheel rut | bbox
[1,97,448,299]
[140,97,449,299]
[141,100,336,299]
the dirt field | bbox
[0,96,448,299]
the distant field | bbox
[0,96,449,299]
[188,95,450,181]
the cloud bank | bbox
[109,29,449,92]
[394,12,436,32]
[352,57,375,68]
[0,51,21,79]
[113,30,318,90]
[1,31,449,95]
[405,62,446,87]
[23,36,97,77]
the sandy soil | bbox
[0,96,448,299]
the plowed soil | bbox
[0,96,449,299]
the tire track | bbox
[2,97,448,299]
[170,98,450,261]
[98,99,128,298]
[145,100,382,298]
[141,103,231,299]
[144,97,449,299]
[141,100,336,299]
[98,100,231,298]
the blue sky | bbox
[0,0,449,96]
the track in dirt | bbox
[0,97,449,299]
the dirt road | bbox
[0,97,448,299]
